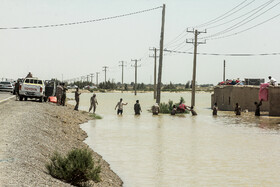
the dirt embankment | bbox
[0,99,122,187]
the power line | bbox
[206,0,275,30]
[207,12,280,40]
[194,0,250,28]
[199,0,257,29]
[201,1,280,39]
[0,6,162,30]
[164,49,280,56]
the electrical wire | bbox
[194,0,249,28]
[199,0,256,29]
[164,49,280,56]
[0,6,162,30]
[206,0,274,30]
[207,12,280,40]
[201,1,280,39]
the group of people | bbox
[212,100,263,117]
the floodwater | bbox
[68,92,280,187]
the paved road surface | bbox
[0,92,14,103]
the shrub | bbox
[89,113,102,119]
[159,97,189,114]
[46,148,101,186]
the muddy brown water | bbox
[68,92,280,186]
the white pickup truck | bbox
[19,78,46,102]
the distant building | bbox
[211,85,280,116]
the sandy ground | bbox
[0,98,122,187]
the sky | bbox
[0,0,279,85]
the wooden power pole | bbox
[149,47,159,99]
[119,61,126,91]
[187,29,206,107]
[131,59,141,95]
[156,4,166,104]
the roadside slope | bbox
[0,99,122,186]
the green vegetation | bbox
[46,148,101,187]
[89,113,102,119]
[159,97,189,114]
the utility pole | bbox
[187,28,206,107]
[131,59,141,95]
[86,75,89,82]
[223,60,226,82]
[119,61,126,91]
[96,72,100,86]
[103,66,108,83]
[149,47,159,99]
[156,4,166,104]
[90,73,94,84]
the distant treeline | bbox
[66,80,214,92]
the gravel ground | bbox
[0,99,123,187]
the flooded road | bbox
[69,92,280,186]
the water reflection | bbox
[70,92,280,186]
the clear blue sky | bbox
[0,0,279,84]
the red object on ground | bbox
[259,83,269,101]
[48,96,57,103]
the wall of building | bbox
[211,85,270,112]
[269,87,280,116]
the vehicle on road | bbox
[0,81,14,93]
[19,78,46,102]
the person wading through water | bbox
[74,88,81,111]
[254,100,262,116]
[115,98,128,115]
[213,103,218,116]
[235,103,241,115]
[134,100,142,115]
[89,94,98,113]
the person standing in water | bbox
[187,106,197,116]
[134,100,142,115]
[234,103,241,115]
[213,103,218,116]
[74,88,81,111]
[254,100,262,116]
[152,103,160,115]
[171,105,176,115]
[115,98,128,115]
[89,94,98,113]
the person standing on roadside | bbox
[115,98,128,115]
[74,88,81,111]
[56,84,63,105]
[15,79,20,101]
[61,83,68,106]
[134,100,142,115]
[89,94,98,113]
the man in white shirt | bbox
[268,76,278,86]
[115,98,128,115]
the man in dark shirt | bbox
[254,100,262,116]
[235,103,241,115]
[74,88,81,111]
[134,100,142,115]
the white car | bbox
[0,81,14,92]
[19,78,46,102]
